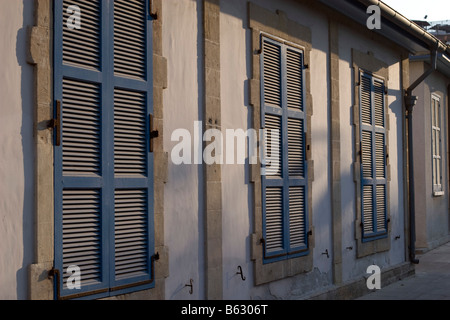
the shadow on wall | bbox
[15,0,35,300]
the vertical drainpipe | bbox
[404,49,438,264]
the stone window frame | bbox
[248,2,314,285]
[352,49,391,258]
[28,0,168,300]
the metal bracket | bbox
[149,114,159,152]
[50,100,62,146]
[185,279,194,295]
[148,0,158,19]
[49,252,160,300]
[236,266,246,281]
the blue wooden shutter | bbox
[261,37,308,262]
[360,73,387,240]
[286,48,307,254]
[110,0,154,292]
[54,0,154,299]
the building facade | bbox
[0,0,449,300]
[410,54,450,253]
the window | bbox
[431,94,443,196]
[359,72,387,241]
[53,0,156,299]
[261,36,309,262]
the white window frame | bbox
[431,93,444,197]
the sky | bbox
[382,0,450,22]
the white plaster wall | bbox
[163,0,205,300]
[339,24,406,283]
[0,0,35,300]
[220,0,333,299]
[220,0,254,300]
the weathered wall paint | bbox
[163,0,205,300]
[0,0,35,300]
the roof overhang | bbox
[316,0,450,56]
[410,53,450,79]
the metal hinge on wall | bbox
[149,0,158,19]
[149,114,159,153]
[48,100,62,146]
[49,253,160,300]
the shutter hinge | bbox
[48,267,61,300]
[149,0,158,19]
[49,100,62,146]
[149,114,159,153]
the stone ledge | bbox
[299,262,415,300]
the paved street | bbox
[357,241,450,300]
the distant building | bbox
[429,21,450,45]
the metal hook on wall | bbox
[236,266,246,281]
[185,279,194,295]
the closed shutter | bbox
[54,0,154,299]
[111,0,153,290]
[359,73,387,240]
[261,37,308,262]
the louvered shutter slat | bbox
[375,133,385,178]
[62,80,101,175]
[286,49,303,110]
[373,81,384,127]
[263,40,282,107]
[114,89,147,176]
[361,131,372,178]
[362,186,374,234]
[289,187,306,248]
[265,187,284,252]
[114,190,149,280]
[376,186,386,232]
[62,190,102,289]
[288,118,304,177]
[63,0,100,69]
[114,0,147,79]
[264,114,282,177]
[361,76,372,125]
